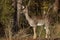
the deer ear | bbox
[22,5,25,10]
[22,6,25,9]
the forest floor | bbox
[0,24,60,40]
[0,35,60,40]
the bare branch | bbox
[26,0,31,7]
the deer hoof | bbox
[45,35,48,38]
[33,35,36,39]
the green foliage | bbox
[37,26,45,38]
[0,0,15,25]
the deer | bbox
[21,5,50,39]
[19,0,51,39]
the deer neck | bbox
[24,8,32,21]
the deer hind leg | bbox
[45,27,50,38]
[33,27,37,39]
[45,23,50,38]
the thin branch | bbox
[26,0,31,7]
[47,0,59,14]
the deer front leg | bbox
[33,27,37,39]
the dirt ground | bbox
[12,35,60,40]
[0,36,60,40]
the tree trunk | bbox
[17,0,22,27]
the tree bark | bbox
[17,0,22,27]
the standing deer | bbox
[18,0,52,39]
[22,6,50,39]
